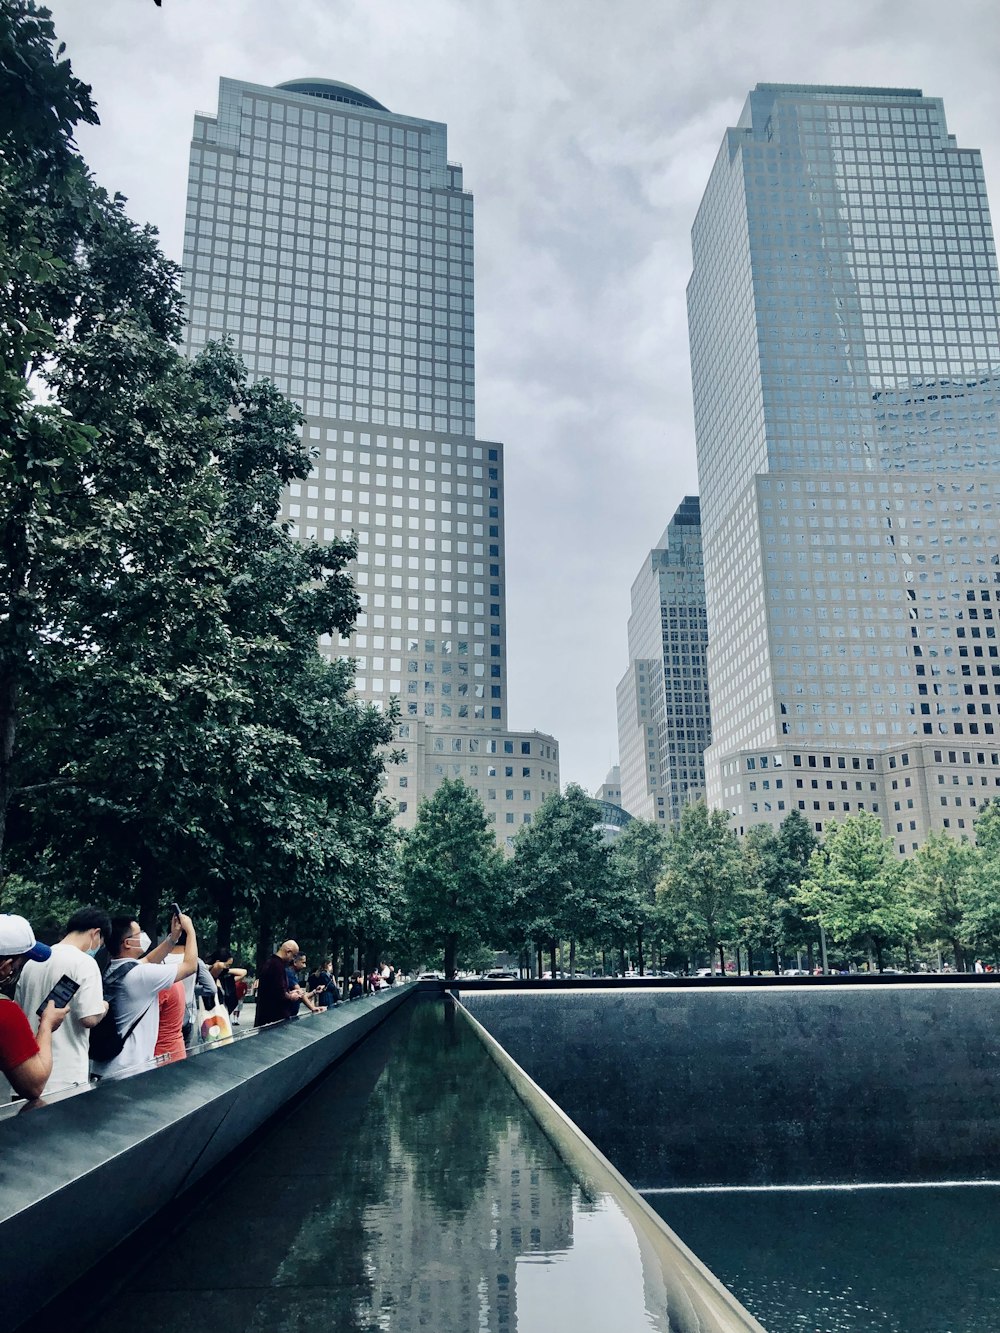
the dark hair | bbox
[107,916,138,957]
[208,950,233,966]
[65,906,112,941]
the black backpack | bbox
[89,961,149,1062]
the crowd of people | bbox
[0,907,398,1109]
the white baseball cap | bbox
[0,914,52,962]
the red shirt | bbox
[154,980,187,1063]
[0,997,40,1081]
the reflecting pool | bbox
[84,999,695,1333]
[649,1185,1000,1333]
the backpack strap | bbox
[103,960,151,1043]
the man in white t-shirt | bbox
[92,910,198,1083]
[15,906,111,1096]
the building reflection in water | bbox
[86,999,692,1333]
[259,1000,669,1331]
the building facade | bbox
[616,497,711,823]
[181,77,558,840]
[688,84,1000,850]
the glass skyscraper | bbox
[689,85,1000,851]
[182,77,558,838]
[616,497,712,824]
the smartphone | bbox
[37,975,80,1017]
[169,902,182,922]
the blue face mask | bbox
[86,946,101,957]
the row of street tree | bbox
[397,782,1000,978]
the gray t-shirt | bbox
[92,959,179,1082]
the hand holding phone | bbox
[37,975,80,1018]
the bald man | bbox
[254,939,304,1027]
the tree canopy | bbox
[796,812,914,971]
[656,801,742,971]
[399,780,504,978]
[0,1,398,965]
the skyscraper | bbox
[616,497,711,824]
[688,85,1000,851]
[182,77,558,839]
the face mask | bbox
[86,946,101,958]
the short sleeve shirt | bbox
[0,998,39,1091]
[16,943,106,1095]
[254,954,291,1026]
[91,959,179,1082]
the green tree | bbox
[608,818,668,974]
[509,784,612,977]
[400,780,503,979]
[773,809,821,967]
[796,811,913,971]
[909,829,974,971]
[655,801,742,973]
[0,6,399,954]
[737,824,780,973]
[0,1,123,866]
[960,800,1000,961]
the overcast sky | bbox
[43,0,1000,794]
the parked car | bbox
[418,971,444,980]
[485,968,517,980]
[781,969,809,977]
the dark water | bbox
[649,1186,1000,1333]
[83,999,675,1333]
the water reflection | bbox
[85,998,676,1333]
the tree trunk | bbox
[771,946,780,976]
[255,901,273,975]
[747,945,754,975]
[602,948,607,977]
[619,944,626,977]
[549,939,557,979]
[536,945,543,979]
[569,938,576,978]
[136,844,160,937]
[952,938,965,972]
[215,882,235,956]
[806,942,815,970]
[0,666,16,883]
[736,946,742,978]
[717,943,725,975]
[875,941,884,973]
[444,934,457,980]
[637,925,645,976]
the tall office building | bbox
[616,497,711,823]
[182,78,558,839]
[688,85,1000,851]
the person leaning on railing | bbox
[0,914,71,1103]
